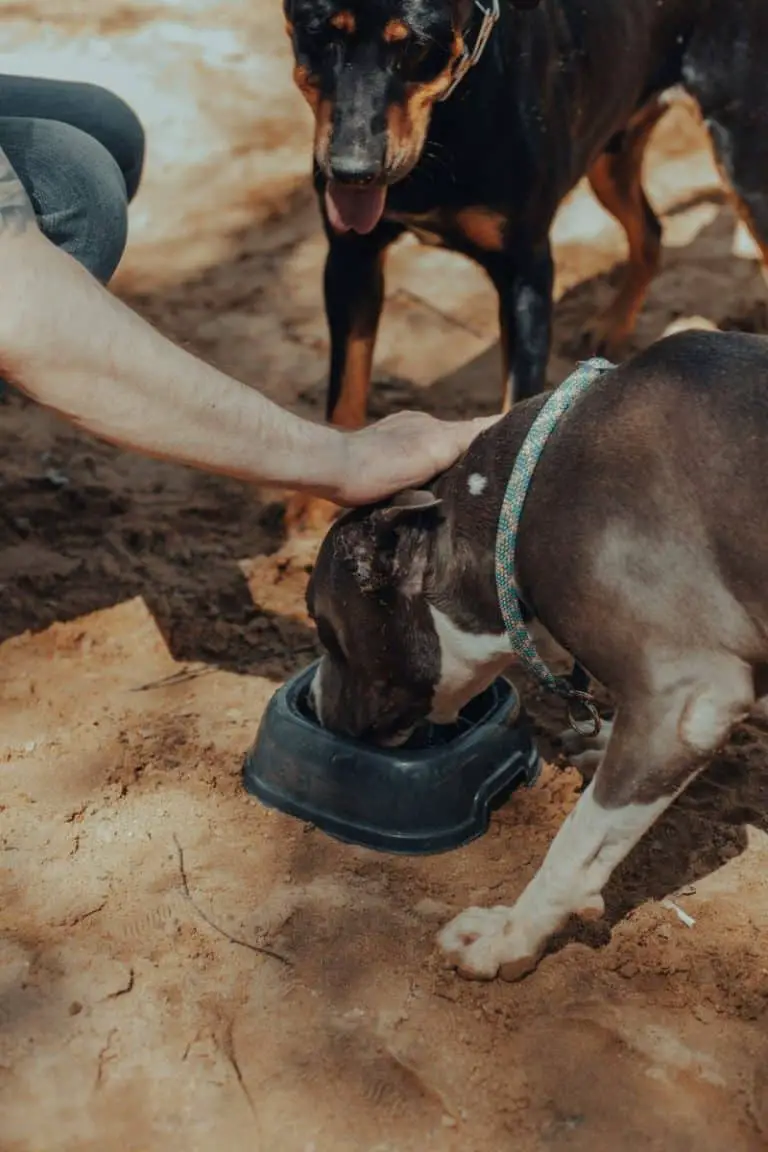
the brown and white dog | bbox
[306,328,768,980]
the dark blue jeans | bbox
[0,73,145,283]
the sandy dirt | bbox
[1,3,768,1150]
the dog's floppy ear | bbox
[374,489,442,525]
[334,490,441,596]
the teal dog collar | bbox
[495,358,614,734]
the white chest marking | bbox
[467,472,488,496]
[308,661,324,724]
[428,606,512,723]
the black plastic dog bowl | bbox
[242,662,540,855]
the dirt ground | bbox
[2,3,768,1150]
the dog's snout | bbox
[328,155,380,186]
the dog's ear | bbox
[334,491,441,596]
[374,489,442,525]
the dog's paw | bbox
[436,906,543,983]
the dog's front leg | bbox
[485,242,554,411]
[284,222,401,535]
[438,657,753,981]
[322,224,401,429]
[437,768,666,982]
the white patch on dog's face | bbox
[467,472,488,496]
[428,606,512,723]
[308,660,325,724]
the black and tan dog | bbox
[284,0,768,527]
[306,328,768,980]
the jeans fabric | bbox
[0,73,145,283]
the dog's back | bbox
[489,331,768,693]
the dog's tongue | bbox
[325,182,386,234]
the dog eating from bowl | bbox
[306,330,768,981]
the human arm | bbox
[0,147,494,502]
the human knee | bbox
[75,83,145,201]
[26,120,131,283]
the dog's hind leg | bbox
[437,654,752,981]
[695,118,768,269]
[583,99,666,359]
[683,12,768,271]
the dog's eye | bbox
[394,42,427,70]
[394,40,446,81]
[302,15,322,36]
[302,15,335,44]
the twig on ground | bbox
[94,1028,118,1090]
[220,1018,258,1118]
[130,665,214,693]
[105,967,135,999]
[173,835,291,965]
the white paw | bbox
[436,906,543,983]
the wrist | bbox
[273,416,352,500]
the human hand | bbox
[333,409,501,506]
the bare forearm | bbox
[0,233,347,491]
[0,146,346,492]
[0,146,493,506]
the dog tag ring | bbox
[565,692,602,739]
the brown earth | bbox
[1,4,768,1151]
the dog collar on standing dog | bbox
[440,0,501,101]
[495,358,615,736]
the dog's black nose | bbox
[328,156,379,186]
